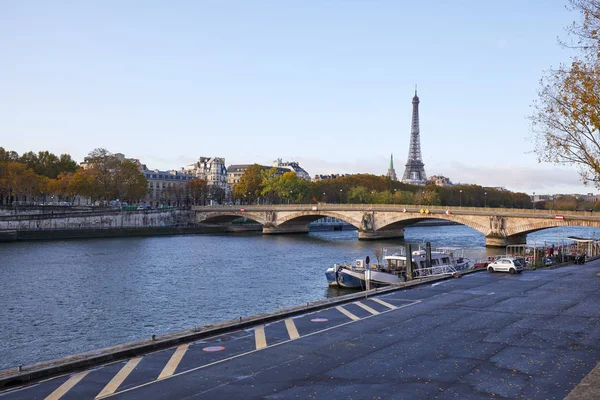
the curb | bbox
[0,269,484,390]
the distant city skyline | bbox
[0,0,590,195]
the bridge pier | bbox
[262,226,309,235]
[485,234,527,247]
[358,228,405,240]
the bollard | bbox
[239,317,242,322]
[151,334,156,341]
[17,365,22,372]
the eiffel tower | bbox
[401,87,427,185]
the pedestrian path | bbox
[0,296,420,400]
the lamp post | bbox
[340,189,343,204]
[532,192,535,209]
[289,190,293,204]
[484,192,487,208]
[459,189,463,207]
[322,192,326,203]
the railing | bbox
[413,265,458,278]
[192,204,598,218]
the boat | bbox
[326,247,471,289]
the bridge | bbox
[193,204,600,246]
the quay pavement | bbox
[1,263,599,399]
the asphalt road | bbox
[2,263,599,399]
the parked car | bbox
[487,258,523,274]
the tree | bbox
[0,147,19,162]
[2,162,39,204]
[115,161,148,202]
[233,164,265,203]
[531,0,600,186]
[277,172,309,203]
[348,186,372,204]
[69,169,101,202]
[209,185,226,204]
[85,148,120,199]
[188,178,208,205]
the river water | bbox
[1,225,599,370]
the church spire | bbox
[387,153,397,181]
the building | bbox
[426,175,453,187]
[272,159,310,181]
[143,169,193,208]
[183,157,229,192]
[313,174,350,181]
[401,88,427,185]
[386,154,397,181]
[80,152,146,171]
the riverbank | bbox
[0,224,264,242]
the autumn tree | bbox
[69,169,102,202]
[115,160,148,202]
[531,0,600,186]
[0,162,39,204]
[233,164,265,203]
[188,178,208,205]
[85,148,121,199]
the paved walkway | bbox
[1,263,599,399]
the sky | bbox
[0,0,592,195]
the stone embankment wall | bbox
[0,206,96,217]
[0,209,194,231]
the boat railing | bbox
[413,264,458,278]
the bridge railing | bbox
[192,204,597,217]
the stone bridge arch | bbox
[507,218,600,237]
[275,211,362,229]
[196,211,267,226]
[375,213,490,234]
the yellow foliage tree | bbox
[532,0,600,186]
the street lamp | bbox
[532,192,535,209]
[459,189,463,207]
[484,192,487,208]
[340,189,343,204]
[289,190,293,204]
[322,192,326,203]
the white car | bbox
[487,258,523,274]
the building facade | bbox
[426,175,453,186]
[143,169,193,208]
[183,157,228,191]
[272,159,310,180]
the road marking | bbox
[158,344,189,380]
[284,318,300,340]
[45,371,89,400]
[371,297,397,310]
[105,299,424,398]
[355,301,380,315]
[96,357,142,398]
[336,305,360,321]
[254,325,267,350]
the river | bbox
[1,225,598,370]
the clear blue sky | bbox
[0,0,589,195]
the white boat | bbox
[326,247,471,289]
